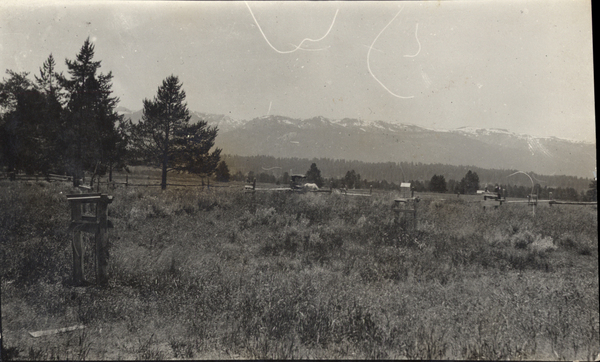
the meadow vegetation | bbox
[1,179,598,360]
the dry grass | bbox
[1,179,598,360]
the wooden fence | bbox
[0,172,231,190]
[0,173,72,182]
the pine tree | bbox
[59,38,125,186]
[129,75,221,189]
[35,54,63,102]
[33,54,65,174]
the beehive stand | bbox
[66,193,113,285]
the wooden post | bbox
[71,201,84,285]
[412,199,417,230]
[96,200,108,285]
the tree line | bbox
[221,155,592,191]
[222,155,597,201]
[0,38,222,189]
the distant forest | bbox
[222,154,596,201]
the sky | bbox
[0,0,595,142]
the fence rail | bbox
[0,173,72,182]
[0,173,231,190]
[548,200,597,206]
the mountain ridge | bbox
[117,110,596,178]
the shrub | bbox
[511,230,536,249]
[556,233,595,255]
[528,235,556,253]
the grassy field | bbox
[1,178,598,360]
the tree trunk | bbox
[161,156,168,190]
[161,128,169,190]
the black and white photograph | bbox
[0,0,597,359]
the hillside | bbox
[118,110,596,178]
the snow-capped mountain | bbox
[214,115,595,178]
[118,110,595,177]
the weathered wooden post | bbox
[66,193,113,285]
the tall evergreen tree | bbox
[58,38,125,186]
[34,54,65,173]
[35,54,63,102]
[129,75,220,189]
